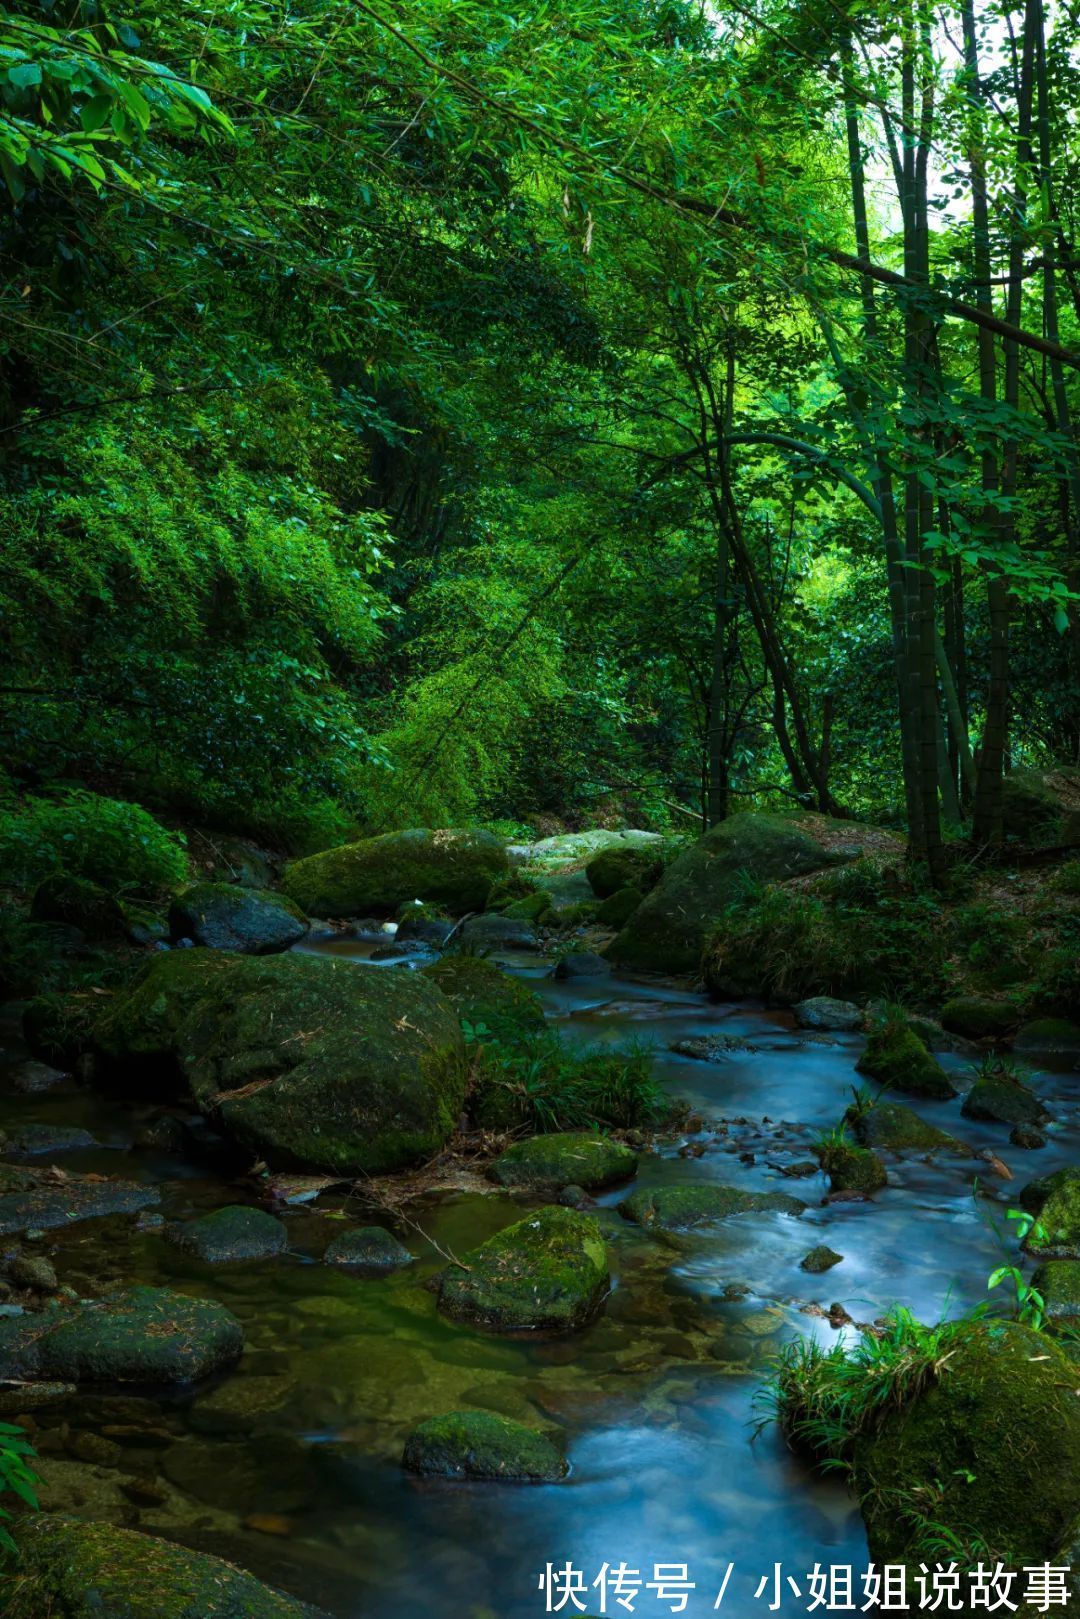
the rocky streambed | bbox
[0,917,1077,1618]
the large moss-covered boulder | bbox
[0,1286,243,1384]
[402,1410,567,1482]
[168,882,308,954]
[848,1101,966,1153]
[854,1321,1080,1564]
[421,954,546,1037]
[962,1077,1049,1127]
[93,951,467,1175]
[856,1019,957,1099]
[607,812,846,975]
[30,874,127,941]
[940,996,1019,1041]
[282,828,507,917]
[435,1207,609,1333]
[619,1183,804,1231]
[489,1132,638,1193]
[1020,1166,1080,1216]
[2,1517,326,1618]
[166,1204,288,1263]
[586,845,663,899]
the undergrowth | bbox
[467,1024,666,1133]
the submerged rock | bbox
[168,882,309,954]
[800,1245,843,1274]
[856,1020,956,1099]
[282,827,508,917]
[854,1321,1080,1564]
[962,1078,1050,1127]
[2,1516,326,1618]
[792,997,862,1032]
[0,1285,243,1384]
[489,1132,637,1193]
[618,1184,804,1232]
[167,1204,288,1263]
[435,1207,609,1333]
[402,1410,568,1482]
[323,1225,413,1273]
[848,1101,965,1153]
[940,996,1019,1041]
[93,950,466,1176]
[609,811,845,975]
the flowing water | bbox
[2,938,1077,1619]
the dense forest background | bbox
[0,0,1078,880]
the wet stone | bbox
[5,1060,71,1094]
[0,1175,160,1236]
[402,1410,568,1482]
[619,1184,805,1232]
[322,1225,414,1273]
[1011,1123,1048,1150]
[800,1245,843,1274]
[490,1132,637,1193]
[2,1124,98,1157]
[553,951,612,979]
[962,1079,1050,1127]
[792,997,862,1032]
[166,1205,288,1264]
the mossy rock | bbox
[595,887,644,928]
[1,1516,325,1618]
[586,846,663,899]
[1032,1260,1080,1323]
[847,1101,966,1153]
[608,811,848,975]
[1001,768,1080,845]
[854,1320,1080,1564]
[800,1245,843,1274]
[486,871,542,908]
[0,1285,243,1384]
[323,1225,413,1273]
[30,874,127,941]
[816,1140,887,1194]
[1015,1017,1080,1057]
[282,827,508,917]
[489,1132,638,1193]
[940,996,1019,1041]
[420,954,546,1038]
[552,900,600,928]
[501,891,553,923]
[793,996,862,1031]
[1020,1166,1080,1217]
[434,1207,609,1334]
[166,1205,288,1263]
[1025,1173,1080,1259]
[168,883,309,954]
[856,1020,957,1099]
[93,951,467,1176]
[618,1183,805,1232]
[22,991,98,1066]
[0,1172,159,1236]
[961,1079,1049,1127]
[402,1410,567,1482]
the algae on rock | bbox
[283,827,508,917]
[435,1207,609,1333]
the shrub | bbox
[470,1027,667,1134]
[0,791,188,900]
[0,1421,39,1555]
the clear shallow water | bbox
[2,944,1077,1619]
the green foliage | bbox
[1051,860,1080,896]
[0,791,187,898]
[0,1421,39,1556]
[986,1209,1048,1329]
[469,1024,666,1134]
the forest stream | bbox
[2,927,1074,1619]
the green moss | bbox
[595,886,644,928]
[2,1516,325,1617]
[962,1078,1049,1127]
[856,1019,957,1099]
[96,950,468,1174]
[552,900,599,928]
[1020,1166,1080,1216]
[420,954,546,1038]
[940,997,1019,1040]
[816,1139,887,1194]
[502,890,554,923]
[610,811,841,975]
[0,1285,243,1385]
[402,1410,567,1481]
[854,1321,1080,1564]
[323,1226,413,1272]
[1025,1175,1080,1259]
[489,1131,638,1192]
[1032,1260,1080,1323]
[618,1183,805,1231]
[586,845,663,899]
[801,1245,843,1274]
[282,827,508,916]
[435,1207,609,1334]
[168,882,308,953]
[167,1205,287,1263]
[848,1100,965,1153]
